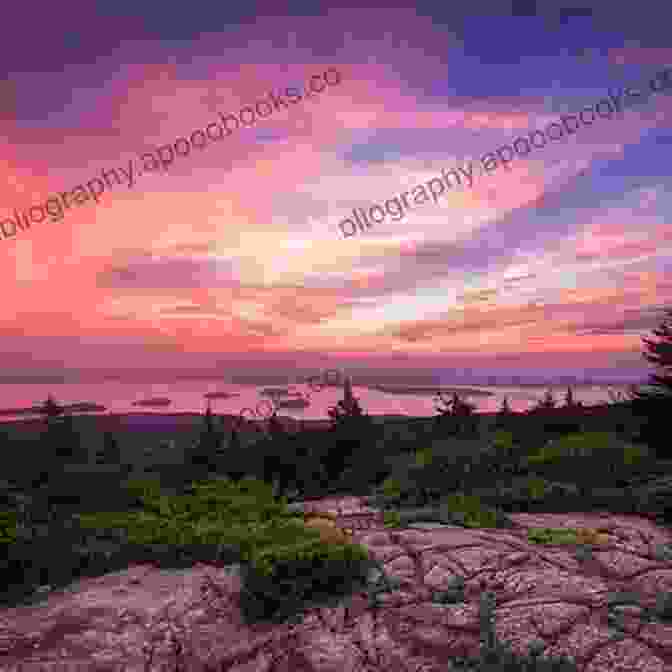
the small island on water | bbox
[203,391,240,400]
[131,397,172,407]
[0,402,107,416]
[260,387,295,397]
[369,385,494,397]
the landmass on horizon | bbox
[0,370,648,386]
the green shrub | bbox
[527,527,580,545]
[74,475,303,559]
[524,433,652,490]
[121,475,293,524]
[524,476,551,500]
[0,510,18,545]
[383,510,402,528]
[622,443,650,466]
[122,475,166,507]
[491,430,515,452]
[439,493,507,528]
[413,447,434,466]
[239,533,371,624]
[527,432,625,463]
[380,476,404,499]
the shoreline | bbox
[0,403,620,430]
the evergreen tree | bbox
[633,308,672,400]
[260,411,294,498]
[225,428,246,482]
[495,395,514,430]
[500,395,512,415]
[40,394,64,421]
[564,386,576,408]
[266,410,286,443]
[324,376,374,486]
[434,391,477,437]
[529,388,557,412]
[327,375,366,426]
[96,430,121,465]
[39,396,81,461]
[189,403,222,473]
[629,307,672,453]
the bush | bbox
[437,493,515,529]
[0,509,19,545]
[527,527,581,546]
[383,510,403,528]
[74,476,302,557]
[413,447,434,466]
[239,532,370,625]
[491,430,515,453]
[0,515,131,606]
[523,433,652,492]
[379,475,404,498]
[523,476,551,500]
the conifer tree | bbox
[225,428,246,482]
[188,403,222,476]
[629,307,672,453]
[260,411,294,498]
[96,430,121,465]
[529,388,557,412]
[434,391,477,436]
[324,376,374,486]
[39,396,81,461]
[564,386,576,408]
[633,308,672,401]
[499,395,512,415]
[40,394,64,421]
[495,395,514,430]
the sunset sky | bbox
[1,2,670,384]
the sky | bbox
[1,0,671,384]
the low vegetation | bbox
[1,308,671,668]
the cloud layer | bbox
[0,5,670,382]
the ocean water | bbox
[0,379,637,424]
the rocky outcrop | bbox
[1,497,671,671]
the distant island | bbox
[132,397,172,407]
[260,387,296,397]
[0,402,107,416]
[369,385,494,397]
[203,391,240,400]
[275,396,311,409]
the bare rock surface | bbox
[1,496,672,671]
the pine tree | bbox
[266,411,286,443]
[530,388,556,412]
[41,394,64,419]
[434,391,477,437]
[188,403,222,477]
[629,307,672,453]
[225,428,246,482]
[261,411,294,498]
[324,376,374,486]
[434,391,457,435]
[633,308,672,400]
[39,396,81,461]
[327,375,367,426]
[97,430,121,465]
[495,395,514,430]
[564,386,576,408]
